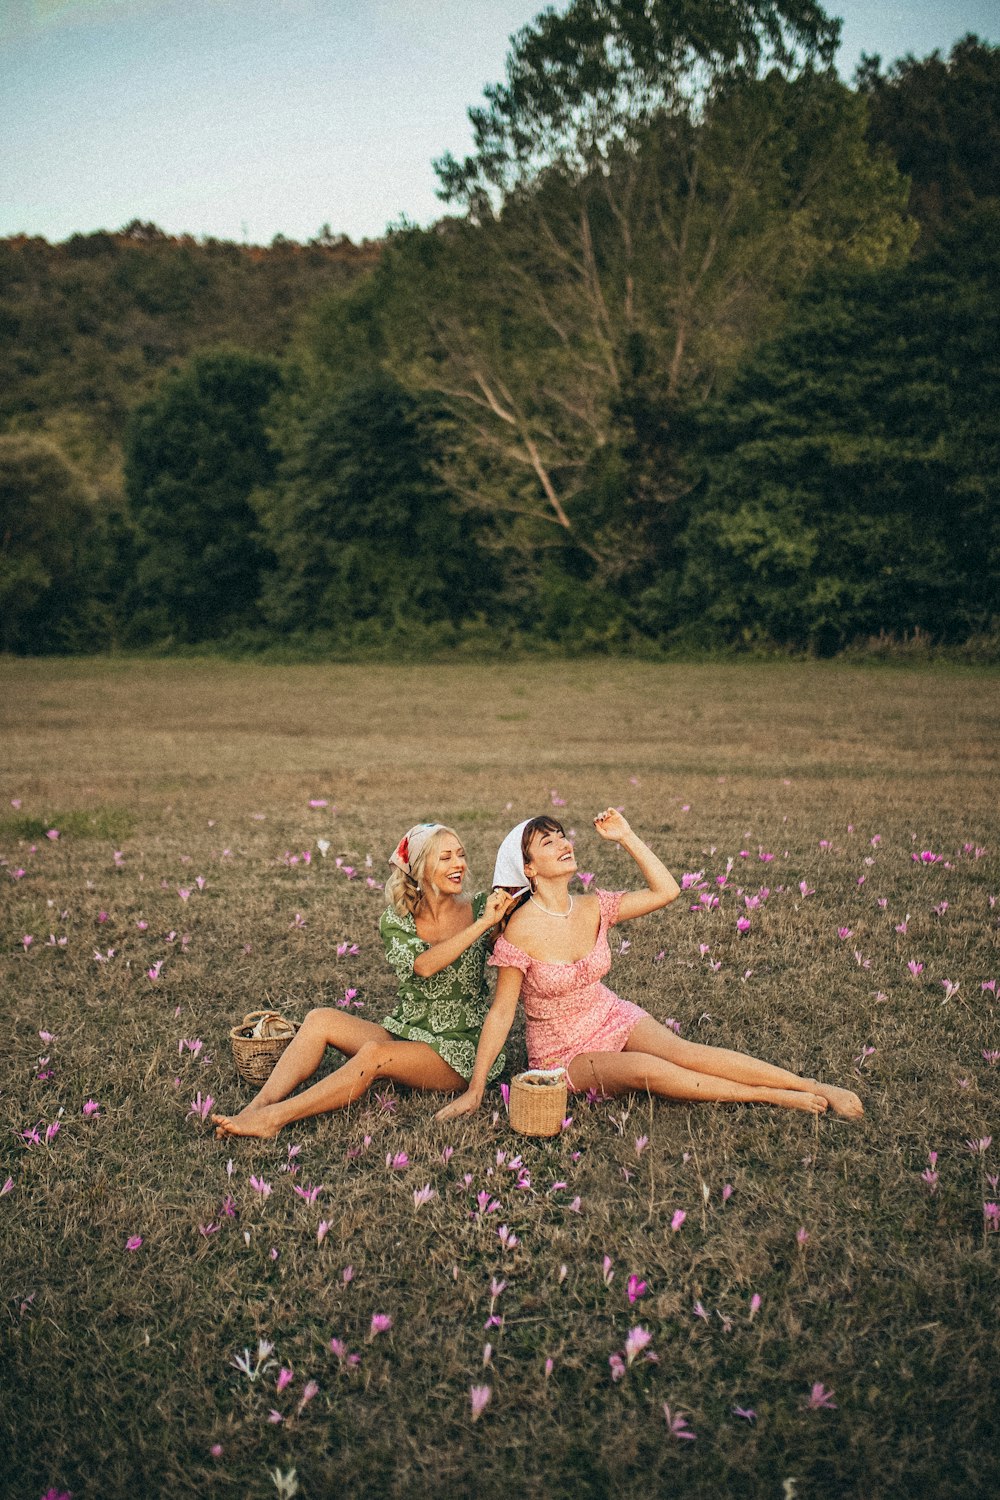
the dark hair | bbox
[521,815,566,867]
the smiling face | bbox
[417,829,467,897]
[522,817,576,884]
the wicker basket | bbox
[508,1069,568,1137]
[230,1009,299,1086]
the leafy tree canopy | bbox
[124,350,282,643]
[436,0,841,204]
[857,35,1000,245]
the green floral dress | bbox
[379,892,505,1083]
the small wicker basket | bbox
[230,1009,299,1086]
[508,1068,568,1137]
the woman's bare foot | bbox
[767,1088,828,1115]
[212,1104,285,1139]
[813,1082,864,1119]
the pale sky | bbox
[1,0,996,245]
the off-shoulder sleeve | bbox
[597,889,626,928]
[379,907,427,983]
[487,931,532,975]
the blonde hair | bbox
[385,825,463,919]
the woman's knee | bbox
[353,1038,396,1075]
[302,1006,338,1034]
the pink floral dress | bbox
[488,889,647,1082]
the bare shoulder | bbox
[502,905,532,946]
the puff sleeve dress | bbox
[488,889,646,1079]
[379,892,505,1084]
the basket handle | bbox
[240,1009,285,1028]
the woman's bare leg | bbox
[211,1009,391,1133]
[624,1016,863,1118]
[213,1038,465,1139]
[568,1047,828,1113]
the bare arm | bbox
[593,807,680,920]
[434,966,523,1120]
[413,889,519,976]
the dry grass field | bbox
[1,657,998,1500]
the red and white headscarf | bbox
[389,822,447,876]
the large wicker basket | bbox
[230,1009,299,1086]
[508,1069,568,1137]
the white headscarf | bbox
[389,822,447,876]
[492,819,531,895]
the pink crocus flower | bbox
[907,960,924,978]
[624,1326,653,1365]
[983,1203,1000,1232]
[293,1183,324,1205]
[601,1255,614,1287]
[21,934,33,950]
[126,1235,143,1251]
[276,1367,294,1395]
[413,1184,437,1209]
[732,1405,757,1422]
[736,917,751,935]
[44,1121,60,1143]
[1,1176,13,1196]
[46,828,60,840]
[634,1135,649,1157]
[368,1313,393,1340]
[249,1175,272,1197]
[626,1274,648,1305]
[662,1404,696,1440]
[796,1226,810,1246]
[470,1384,492,1421]
[749,1293,762,1320]
[805,1381,837,1411]
[608,1353,626,1382]
[671,1209,686,1232]
[544,1356,554,1378]
[297,1379,319,1413]
[316,1221,330,1245]
[386,1152,409,1170]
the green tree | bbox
[0,434,107,652]
[665,207,1000,651]
[124,350,282,642]
[380,2,913,579]
[255,371,498,639]
[858,35,1000,247]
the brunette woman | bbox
[436,810,863,1122]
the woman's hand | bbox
[594,807,633,843]
[435,1087,483,1122]
[483,888,519,927]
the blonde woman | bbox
[213,823,517,1138]
[437,810,863,1122]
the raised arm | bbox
[434,966,523,1120]
[593,807,680,921]
[413,890,519,976]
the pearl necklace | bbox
[529,893,574,919]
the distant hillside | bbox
[0,221,380,490]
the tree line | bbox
[2,10,997,658]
